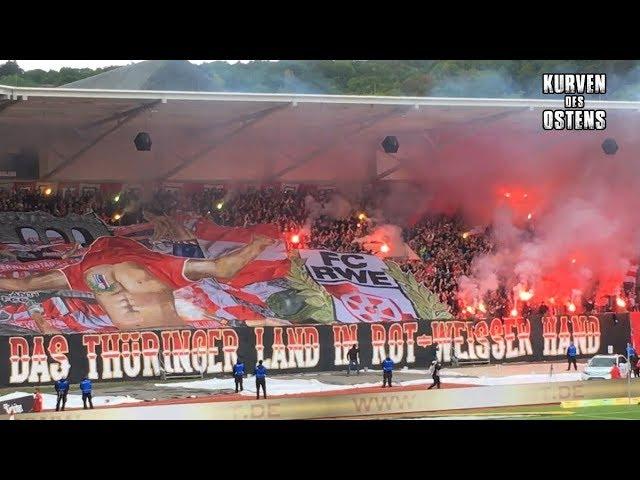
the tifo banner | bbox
[298,250,435,323]
[0,314,629,386]
[0,216,451,334]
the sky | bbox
[0,60,249,71]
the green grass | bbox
[391,402,640,420]
[525,404,640,420]
[426,403,640,420]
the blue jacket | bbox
[80,379,92,394]
[233,362,245,376]
[627,346,636,358]
[55,379,70,393]
[567,345,577,357]
[255,365,267,379]
[382,359,394,372]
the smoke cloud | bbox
[375,114,640,308]
[353,224,409,258]
[300,193,353,237]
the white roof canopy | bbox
[1,84,639,184]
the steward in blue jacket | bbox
[382,357,394,388]
[628,343,639,378]
[254,360,267,399]
[627,343,636,360]
[80,377,93,410]
[54,377,70,412]
[233,360,246,393]
[567,342,578,371]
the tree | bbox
[401,73,434,96]
[0,60,23,78]
[5,60,640,100]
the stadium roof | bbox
[61,60,220,91]
[1,83,640,184]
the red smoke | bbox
[387,114,640,307]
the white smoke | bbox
[353,224,413,258]
[300,193,353,237]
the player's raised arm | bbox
[183,235,275,281]
[0,270,69,291]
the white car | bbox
[581,354,630,380]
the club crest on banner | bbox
[340,292,404,323]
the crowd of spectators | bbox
[0,184,635,316]
[402,217,493,313]
[0,189,98,217]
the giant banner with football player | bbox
[0,213,631,387]
[0,215,451,335]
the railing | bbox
[158,356,204,382]
[449,347,490,367]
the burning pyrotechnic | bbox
[113,213,122,221]
[510,308,518,317]
[527,213,532,220]
[616,297,626,308]
[216,202,224,210]
[478,302,487,313]
[380,243,390,254]
[518,290,534,301]
[290,234,300,245]
[462,232,469,239]
[568,302,576,312]
[44,188,52,196]
[358,212,367,221]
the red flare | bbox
[518,290,534,301]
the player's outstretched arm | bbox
[0,270,69,291]
[184,235,275,281]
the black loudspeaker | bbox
[381,135,399,154]
[602,138,618,155]
[134,132,152,151]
